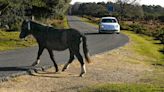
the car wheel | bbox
[115,32,120,34]
[98,30,102,34]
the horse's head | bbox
[19,20,31,39]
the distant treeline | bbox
[0,0,71,31]
[70,2,164,22]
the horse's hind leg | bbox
[47,49,59,72]
[32,46,44,66]
[75,52,86,77]
[62,50,74,71]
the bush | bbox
[0,3,25,31]
[158,16,164,22]
[129,24,147,34]
[0,0,71,31]
[155,27,164,44]
[128,24,164,44]
[120,22,131,30]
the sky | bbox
[70,0,164,7]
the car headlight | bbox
[101,25,104,28]
[115,25,119,28]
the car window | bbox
[101,19,117,23]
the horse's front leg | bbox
[32,46,44,66]
[47,49,59,72]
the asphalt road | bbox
[0,16,129,81]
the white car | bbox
[99,17,120,34]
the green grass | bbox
[80,83,163,92]
[0,30,36,51]
[63,16,70,29]
[123,31,164,65]
[123,31,164,87]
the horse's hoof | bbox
[55,71,61,74]
[31,62,38,66]
[62,68,66,72]
[56,69,59,73]
[79,74,84,77]
[32,60,40,66]
[79,73,85,77]
[62,69,65,72]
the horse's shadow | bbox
[30,71,78,78]
[0,66,78,78]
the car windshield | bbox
[101,19,117,23]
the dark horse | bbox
[19,20,91,77]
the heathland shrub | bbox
[120,22,131,30]
[129,24,147,34]
[0,0,71,31]
[129,24,164,44]
[158,15,164,22]
[156,27,164,44]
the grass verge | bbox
[0,30,36,51]
[80,83,163,92]
[123,31,164,66]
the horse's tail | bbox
[82,35,91,63]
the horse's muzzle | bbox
[19,34,27,41]
[19,36,27,41]
[19,35,24,39]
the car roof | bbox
[101,17,117,19]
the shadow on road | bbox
[84,32,117,35]
[0,66,42,72]
[0,66,30,71]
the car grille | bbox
[103,25,115,30]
